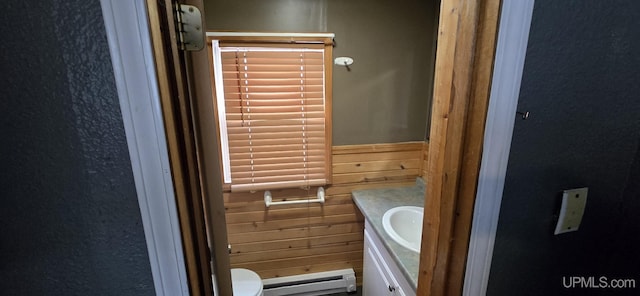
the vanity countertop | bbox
[351,178,425,290]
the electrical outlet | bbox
[554,187,588,235]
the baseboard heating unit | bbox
[262,268,356,296]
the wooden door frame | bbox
[105,0,506,295]
[144,0,233,295]
[419,0,502,296]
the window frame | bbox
[206,33,334,192]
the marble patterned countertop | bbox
[351,178,425,290]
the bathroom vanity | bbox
[352,180,425,295]
[364,221,414,296]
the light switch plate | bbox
[554,187,588,235]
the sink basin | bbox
[382,206,424,253]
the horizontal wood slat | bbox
[227,215,363,235]
[228,222,364,244]
[224,141,427,284]
[224,92,324,100]
[332,141,424,154]
[231,168,325,180]
[333,159,421,174]
[223,71,324,79]
[220,50,324,59]
[227,130,324,141]
[235,251,363,273]
[230,242,364,264]
[332,169,421,184]
[225,111,325,121]
[226,204,359,224]
[333,150,421,163]
[230,232,363,254]
[324,180,418,196]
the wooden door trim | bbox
[145,0,232,295]
[418,0,502,295]
[144,1,214,295]
[181,1,234,295]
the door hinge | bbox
[175,3,204,51]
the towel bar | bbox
[264,187,325,207]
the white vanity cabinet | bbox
[363,222,415,296]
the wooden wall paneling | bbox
[226,214,363,234]
[225,204,359,223]
[224,141,425,285]
[227,223,365,245]
[333,159,421,174]
[333,142,422,185]
[332,141,424,154]
[333,150,421,163]
[324,180,418,195]
[332,169,422,185]
[230,242,364,264]
[231,232,364,254]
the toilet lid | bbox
[231,268,263,296]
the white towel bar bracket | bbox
[264,187,325,208]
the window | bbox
[209,34,333,192]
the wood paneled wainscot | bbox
[224,141,427,284]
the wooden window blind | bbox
[211,38,332,192]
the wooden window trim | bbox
[207,35,334,45]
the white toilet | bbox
[231,268,263,296]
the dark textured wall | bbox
[0,1,155,295]
[204,0,439,145]
[488,1,640,295]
